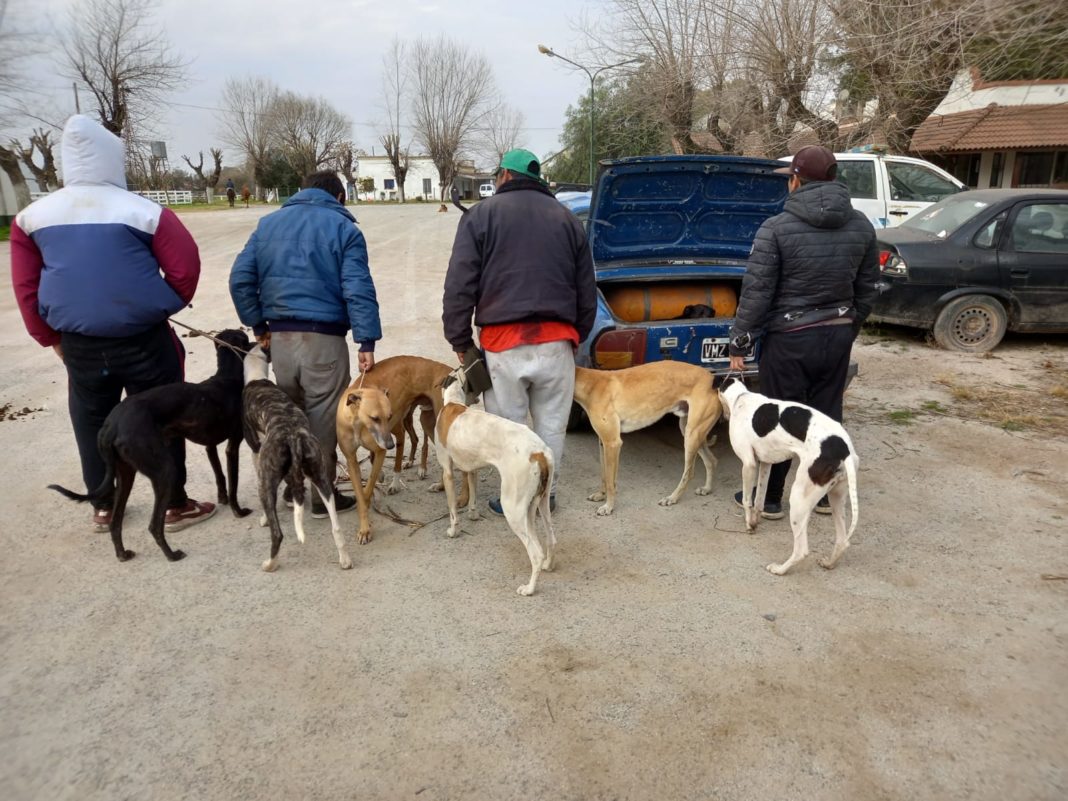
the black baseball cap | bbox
[776,145,837,181]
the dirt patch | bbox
[0,403,43,422]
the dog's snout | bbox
[382,434,396,451]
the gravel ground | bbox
[1,202,1065,801]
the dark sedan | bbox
[871,189,1068,351]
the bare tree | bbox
[268,90,351,178]
[336,140,357,196]
[218,76,278,199]
[62,0,188,136]
[479,102,526,167]
[379,38,411,201]
[11,128,59,191]
[831,0,1068,153]
[181,148,224,190]
[410,35,497,201]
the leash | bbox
[168,318,249,358]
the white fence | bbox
[136,190,193,205]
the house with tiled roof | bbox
[911,69,1068,189]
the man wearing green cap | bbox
[443,148,597,514]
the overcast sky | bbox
[29,0,603,172]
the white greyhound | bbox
[434,371,557,596]
[719,377,859,575]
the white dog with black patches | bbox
[434,372,557,596]
[718,377,859,575]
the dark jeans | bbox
[61,322,187,511]
[759,323,855,504]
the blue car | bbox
[567,155,789,376]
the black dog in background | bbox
[50,328,252,562]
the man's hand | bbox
[256,332,271,350]
[456,351,465,365]
[358,352,375,373]
[729,355,745,372]
[52,343,64,362]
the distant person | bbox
[727,145,879,518]
[442,148,597,514]
[226,178,236,208]
[10,114,215,532]
[229,170,382,518]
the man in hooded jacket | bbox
[11,114,215,532]
[727,145,879,518]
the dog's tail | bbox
[48,423,118,504]
[845,453,859,541]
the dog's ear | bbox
[347,391,362,406]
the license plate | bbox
[700,338,730,362]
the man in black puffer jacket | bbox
[728,145,879,518]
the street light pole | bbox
[538,45,640,187]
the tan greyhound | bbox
[335,385,394,545]
[573,362,722,516]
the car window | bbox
[974,212,1006,249]
[886,161,962,202]
[836,160,877,200]
[903,194,991,238]
[1008,203,1068,254]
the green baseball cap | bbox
[496,148,544,182]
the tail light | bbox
[593,328,647,369]
[879,249,908,276]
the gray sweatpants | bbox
[483,340,575,494]
[270,331,351,479]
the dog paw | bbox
[541,558,554,572]
[386,482,402,496]
[695,487,711,496]
[657,496,678,507]
[261,558,279,572]
[817,557,838,571]
[765,562,789,576]
[217,492,229,504]
[467,509,482,522]
[417,467,427,480]
[516,584,535,596]
[234,506,253,518]
[428,481,444,493]
[357,531,373,545]
[338,553,353,570]
[167,549,187,562]
[401,458,414,470]
[258,514,268,527]
[117,549,136,562]
[596,504,613,516]
[446,526,459,539]
[587,490,606,502]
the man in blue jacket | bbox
[230,171,381,517]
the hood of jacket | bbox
[282,188,356,222]
[784,180,853,230]
[60,114,127,189]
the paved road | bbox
[1,203,1064,801]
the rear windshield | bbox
[903,194,990,238]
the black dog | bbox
[50,329,253,562]
[242,345,351,571]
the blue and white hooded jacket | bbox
[11,115,200,346]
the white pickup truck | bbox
[780,148,967,228]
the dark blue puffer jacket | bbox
[229,189,381,348]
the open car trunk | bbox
[601,278,742,323]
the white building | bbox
[352,155,440,202]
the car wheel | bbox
[932,294,1008,353]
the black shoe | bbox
[312,492,357,519]
[814,496,832,515]
[489,496,556,516]
[734,490,784,520]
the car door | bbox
[883,158,965,226]
[835,158,886,227]
[998,201,1068,329]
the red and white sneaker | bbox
[92,508,112,532]
[164,500,217,531]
